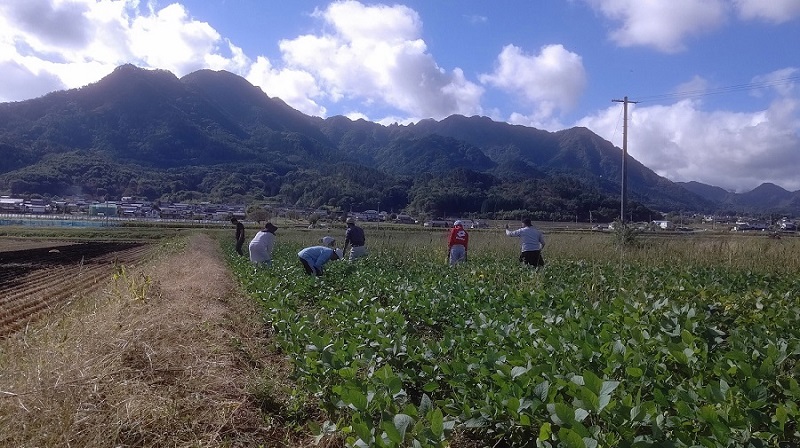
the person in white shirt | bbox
[249,222,278,265]
[505,218,545,267]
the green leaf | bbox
[558,427,586,448]
[698,405,718,423]
[388,377,403,395]
[534,380,550,401]
[430,408,444,439]
[383,420,403,444]
[548,403,575,426]
[339,366,357,379]
[625,366,643,378]
[419,393,432,414]
[344,387,368,411]
[680,329,694,345]
[376,364,395,382]
[583,370,603,395]
[579,387,600,413]
[511,366,529,379]
[422,382,438,392]
[464,417,487,428]
[353,420,372,445]
[394,413,413,437]
[600,380,620,397]
[774,405,788,431]
[538,422,552,441]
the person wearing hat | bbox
[447,220,469,266]
[297,245,342,276]
[230,217,246,256]
[505,218,546,267]
[248,222,278,265]
[320,236,337,248]
[343,217,367,261]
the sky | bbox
[0,0,799,193]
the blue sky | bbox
[0,0,798,192]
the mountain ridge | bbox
[0,65,797,216]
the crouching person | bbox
[298,245,343,276]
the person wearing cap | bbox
[320,236,337,248]
[447,220,469,266]
[231,217,246,256]
[297,245,342,276]
[343,217,367,261]
[505,218,546,267]
[248,222,278,265]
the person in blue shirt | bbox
[298,245,343,276]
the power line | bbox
[634,74,800,103]
[607,74,797,223]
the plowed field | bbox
[0,240,150,337]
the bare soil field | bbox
[1,240,149,336]
[0,233,307,447]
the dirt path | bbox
[0,233,300,447]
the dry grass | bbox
[0,232,313,447]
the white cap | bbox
[334,248,344,259]
[321,236,336,247]
[453,220,463,227]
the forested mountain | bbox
[0,64,792,218]
[679,181,800,215]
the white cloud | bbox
[128,3,250,76]
[0,60,64,101]
[246,56,326,117]
[578,70,800,192]
[480,44,586,127]
[734,0,800,23]
[0,0,92,51]
[465,14,488,24]
[275,0,484,119]
[583,0,728,52]
[0,0,250,101]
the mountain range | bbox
[0,64,797,218]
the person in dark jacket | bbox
[231,217,245,256]
[343,217,367,261]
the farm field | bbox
[0,238,150,336]
[1,222,798,447]
[230,226,800,447]
[0,231,286,447]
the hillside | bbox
[679,181,800,215]
[1,64,793,216]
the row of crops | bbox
[229,236,799,447]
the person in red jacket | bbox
[447,220,469,266]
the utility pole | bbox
[612,96,638,224]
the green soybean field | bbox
[229,227,800,448]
